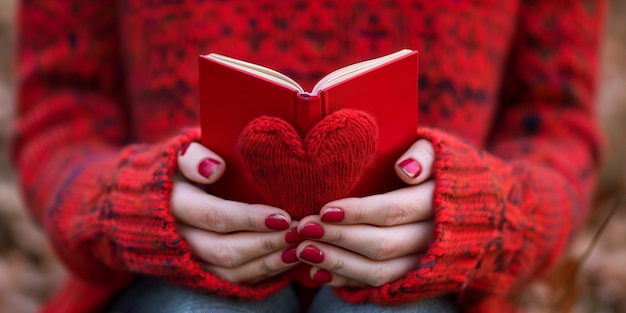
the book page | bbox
[206,53,305,93]
[311,49,414,94]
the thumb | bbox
[177,142,226,184]
[394,139,434,185]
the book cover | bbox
[198,50,419,211]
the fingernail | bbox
[281,247,298,264]
[285,228,303,244]
[198,158,221,178]
[299,222,324,239]
[300,245,324,264]
[321,208,344,223]
[398,158,422,179]
[313,269,333,283]
[265,214,290,230]
[179,142,191,156]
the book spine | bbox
[294,93,322,135]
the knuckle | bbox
[260,236,277,253]
[417,140,434,156]
[351,199,364,222]
[418,139,435,156]
[328,228,346,245]
[329,258,345,273]
[381,202,412,226]
[369,237,398,261]
[258,258,275,275]
[204,208,227,233]
[246,215,257,229]
[208,243,239,268]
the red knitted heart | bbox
[236,109,379,220]
[237,109,379,287]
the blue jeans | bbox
[106,276,459,313]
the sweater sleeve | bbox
[335,0,605,309]
[12,0,289,304]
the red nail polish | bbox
[179,142,191,156]
[285,228,303,244]
[281,247,298,264]
[265,214,289,230]
[321,208,344,223]
[313,269,333,283]
[198,158,221,178]
[299,222,324,239]
[398,158,422,178]
[300,245,324,264]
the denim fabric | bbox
[106,277,458,313]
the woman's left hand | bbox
[295,139,436,287]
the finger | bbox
[178,142,226,184]
[395,139,434,185]
[297,219,433,261]
[309,267,366,287]
[172,176,292,232]
[297,242,423,287]
[178,224,294,268]
[202,248,300,284]
[319,180,435,226]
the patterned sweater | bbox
[13,0,605,312]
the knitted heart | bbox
[236,109,379,220]
[237,109,379,287]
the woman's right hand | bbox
[170,142,301,284]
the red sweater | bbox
[13,1,605,312]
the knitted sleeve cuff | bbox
[334,127,525,306]
[45,128,290,300]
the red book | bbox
[198,50,419,208]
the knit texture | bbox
[238,109,378,287]
[238,109,378,220]
[13,1,605,312]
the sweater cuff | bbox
[335,127,522,305]
[47,128,290,301]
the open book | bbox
[207,49,413,95]
[198,49,419,204]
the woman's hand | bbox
[171,142,301,284]
[295,139,436,287]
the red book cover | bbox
[198,50,419,210]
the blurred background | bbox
[0,1,625,312]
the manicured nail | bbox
[398,158,422,179]
[265,214,290,230]
[179,142,191,156]
[321,208,344,223]
[281,247,298,264]
[300,245,324,264]
[299,222,324,239]
[198,158,221,178]
[313,269,333,283]
[285,228,303,244]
